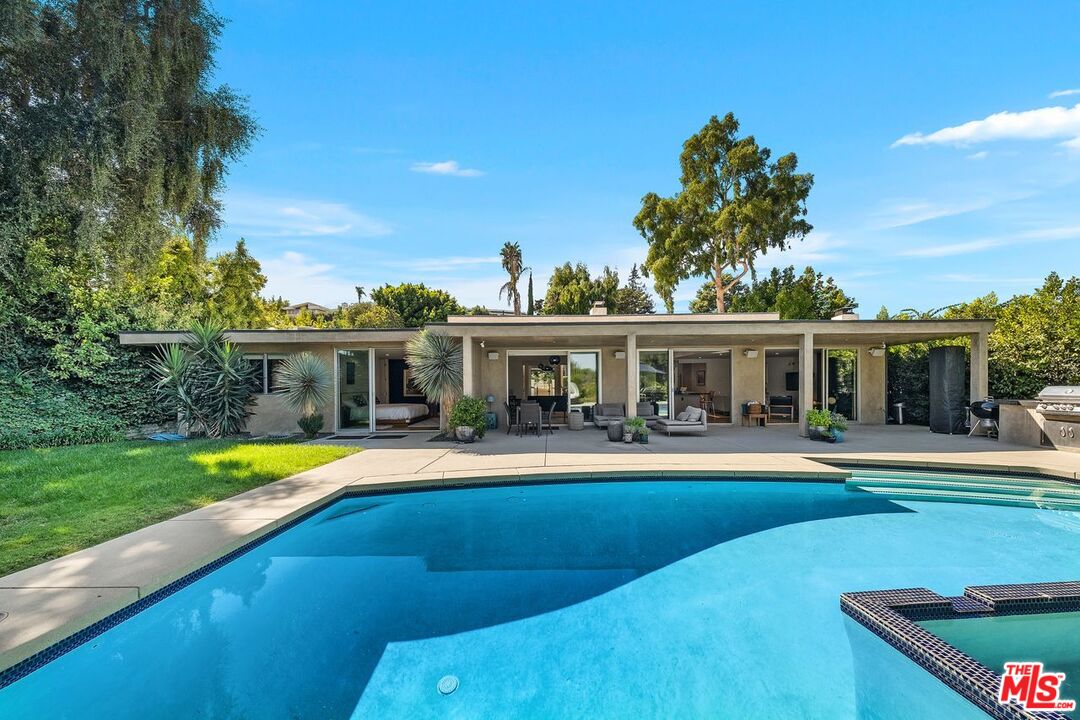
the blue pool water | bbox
[2,479,1080,718]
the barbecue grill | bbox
[1034,386,1080,448]
[968,399,999,438]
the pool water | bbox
[920,611,1080,711]
[2,479,1080,718]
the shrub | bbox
[806,408,832,428]
[448,396,487,439]
[828,412,849,433]
[297,413,325,438]
[405,330,462,430]
[275,352,332,437]
[0,371,128,450]
[149,321,259,437]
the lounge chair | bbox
[635,401,660,428]
[592,402,626,428]
[656,405,708,435]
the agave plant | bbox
[405,330,462,430]
[150,321,259,438]
[275,352,332,437]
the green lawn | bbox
[0,439,358,577]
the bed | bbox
[374,402,430,426]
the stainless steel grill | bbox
[1035,386,1080,449]
[1035,386,1080,418]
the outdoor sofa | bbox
[592,403,626,428]
[656,405,708,435]
[635,401,661,428]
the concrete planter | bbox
[455,426,476,443]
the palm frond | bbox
[276,352,332,416]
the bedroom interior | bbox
[335,348,439,432]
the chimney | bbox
[831,310,860,321]
[589,301,608,316]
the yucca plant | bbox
[405,330,462,430]
[276,352,332,438]
[150,321,259,437]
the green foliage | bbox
[150,322,259,437]
[448,396,488,438]
[688,265,854,318]
[0,439,357,575]
[499,242,530,315]
[635,113,814,312]
[542,262,620,314]
[0,1,256,448]
[884,274,1080,424]
[828,412,849,433]
[405,330,463,429]
[207,239,268,328]
[276,352,332,418]
[527,272,535,315]
[806,408,832,428]
[372,283,463,326]
[615,264,656,314]
[625,416,648,435]
[296,413,325,438]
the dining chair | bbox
[519,402,542,437]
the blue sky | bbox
[210,1,1080,314]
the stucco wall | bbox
[858,348,887,424]
[732,349,765,423]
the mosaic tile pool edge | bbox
[841,581,1080,720]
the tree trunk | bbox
[713,260,751,314]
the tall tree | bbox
[688,265,854,319]
[634,113,813,312]
[614,264,656,314]
[542,263,620,315]
[498,242,530,315]
[526,272,534,315]
[207,240,267,328]
[371,283,463,326]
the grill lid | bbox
[1037,386,1080,402]
[1035,386,1080,416]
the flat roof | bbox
[118,314,993,347]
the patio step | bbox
[851,468,1076,492]
[846,472,1080,511]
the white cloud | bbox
[871,198,995,229]
[899,238,1004,258]
[966,150,989,160]
[892,102,1080,148]
[1049,89,1080,99]
[384,256,501,272]
[410,160,485,177]
[225,193,392,238]
[261,251,360,305]
[896,224,1080,258]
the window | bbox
[266,355,288,393]
[245,355,268,394]
[568,352,599,408]
[638,350,670,418]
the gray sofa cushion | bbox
[592,403,626,427]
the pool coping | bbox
[841,581,1080,720]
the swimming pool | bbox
[2,477,1079,718]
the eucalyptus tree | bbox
[498,242,530,315]
[634,113,814,313]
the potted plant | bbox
[276,352,332,439]
[805,408,832,441]
[625,417,649,444]
[448,396,487,443]
[828,412,849,443]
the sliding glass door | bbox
[638,350,671,418]
[827,349,858,421]
[336,349,372,431]
[568,351,600,410]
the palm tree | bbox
[498,242,530,315]
[405,330,463,431]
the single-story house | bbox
[119,306,993,437]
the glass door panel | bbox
[638,350,670,419]
[826,349,858,420]
[568,352,599,409]
[337,349,371,431]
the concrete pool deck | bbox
[3,424,1080,675]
